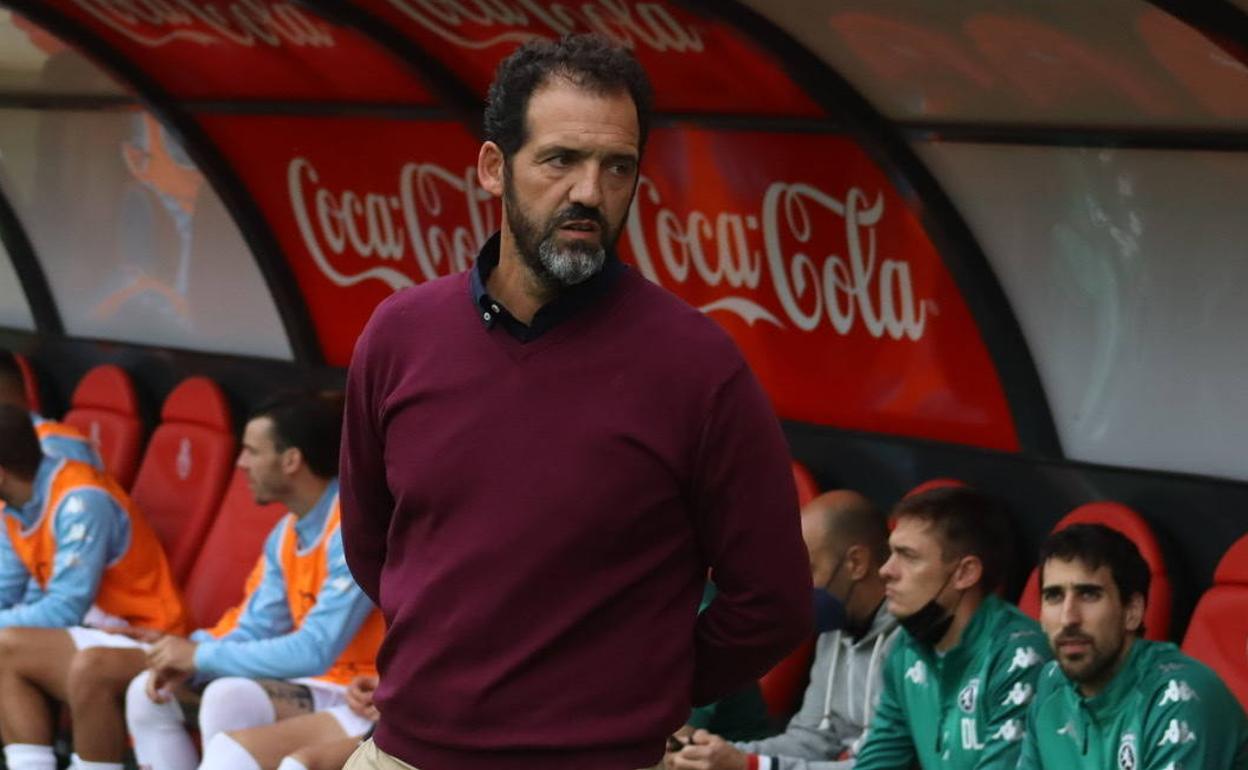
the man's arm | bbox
[1141,670,1248,770]
[971,634,1050,769]
[0,531,31,609]
[689,362,812,706]
[0,491,115,627]
[193,529,376,679]
[188,529,291,645]
[847,652,917,770]
[339,302,397,605]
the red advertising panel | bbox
[40,0,433,102]
[355,0,821,116]
[200,115,1018,450]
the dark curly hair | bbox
[483,34,654,159]
[1039,524,1151,608]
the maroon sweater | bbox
[340,266,811,770]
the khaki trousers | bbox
[343,738,420,770]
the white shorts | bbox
[291,677,376,738]
[66,626,153,652]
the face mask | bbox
[811,554,852,634]
[899,561,962,647]
[812,587,847,634]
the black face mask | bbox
[899,562,961,647]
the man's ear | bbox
[952,555,984,591]
[1124,592,1146,634]
[478,141,505,197]
[845,543,871,581]
[280,446,304,476]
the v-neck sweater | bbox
[340,265,811,770]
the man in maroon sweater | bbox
[340,34,811,770]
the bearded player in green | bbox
[1019,524,1248,770]
[854,487,1050,770]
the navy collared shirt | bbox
[469,232,623,343]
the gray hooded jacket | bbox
[734,601,900,770]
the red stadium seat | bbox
[759,636,815,723]
[62,365,144,489]
[904,477,967,498]
[1018,502,1172,641]
[180,468,285,629]
[792,461,819,507]
[130,377,234,582]
[1182,533,1248,712]
[13,353,40,413]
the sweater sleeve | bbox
[688,362,812,706]
[851,650,917,770]
[339,301,397,606]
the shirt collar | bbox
[293,478,339,550]
[469,231,623,343]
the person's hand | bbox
[101,625,163,643]
[146,635,197,674]
[667,729,748,770]
[345,674,380,720]
[144,666,192,704]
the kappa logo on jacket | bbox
[1158,719,1197,746]
[1002,681,1033,707]
[1158,679,1198,707]
[905,660,927,685]
[1008,646,1043,673]
[993,718,1024,742]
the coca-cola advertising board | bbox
[199,114,1018,450]
[354,0,820,116]
[39,0,433,102]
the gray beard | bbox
[535,237,605,288]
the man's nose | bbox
[568,163,604,209]
[1059,595,1082,626]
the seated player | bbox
[123,391,384,770]
[667,491,899,770]
[853,486,1051,770]
[0,403,186,770]
[1019,524,1248,769]
[1,351,101,469]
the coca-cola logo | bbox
[384,0,703,53]
[288,157,497,290]
[627,176,930,340]
[289,155,928,341]
[70,0,334,48]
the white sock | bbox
[71,755,125,770]
[2,744,56,770]
[276,758,309,770]
[125,670,199,770]
[199,733,262,770]
[197,677,277,744]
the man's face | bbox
[879,517,956,618]
[1040,558,1140,691]
[502,78,640,289]
[236,417,291,506]
[802,514,845,594]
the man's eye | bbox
[608,160,636,176]
[1041,590,1063,604]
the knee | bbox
[66,647,115,704]
[125,670,176,730]
[0,627,22,668]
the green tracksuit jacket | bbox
[854,594,1051,770]
[1018,639,1248,770]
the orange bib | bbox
[278,501,385,685]
[4,460,187,633]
